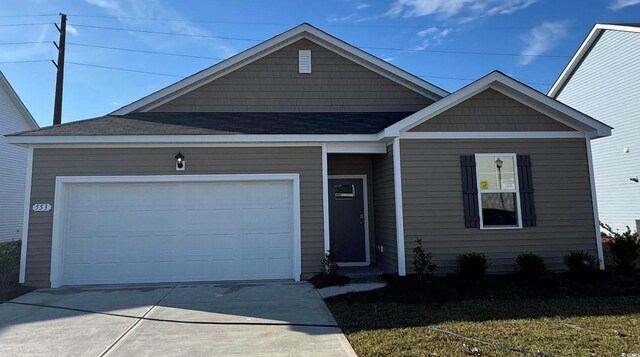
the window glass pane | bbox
[481,193,518,226]
[477,156,516,191]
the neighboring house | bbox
[7,24,611,288]
[0,71,38,243]
[549,24,640,234]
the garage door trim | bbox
[49,174,302,288]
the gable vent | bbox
[298,50,311,74]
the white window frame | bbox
[475,153,523,230]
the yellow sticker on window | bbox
[480,181,489,190]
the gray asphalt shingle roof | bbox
[10,112,414,136]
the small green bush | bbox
[0,241,21,290]
[321,249,339,277]
[413,239,437,282]
[601,223,640,274]
[455,253,489,280]
[514,253,546,278]
[564,251,599,277]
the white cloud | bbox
[83,0,235,57]
[386,0,538,21]
[356,3,370,9]
[111,101,118,105]
[415,27,453,49]
[66,25,79,36]
[519,21,569,65]
[609,0,640,9]
[0,24,52,62]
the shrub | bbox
[455,253,489,280]
[564,251,599,277]
[0,241,21,290]
[310,250,349,288]
[601,223,640,274]
[514,253,546,278]
[413,239,437,282]
[321,249,339,277]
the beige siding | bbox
[410,89,575,132]
[327,154,375,264]
[152,39,433,113]
[400,139,596,273]
[371,146,398,272]
[25,147,323,288]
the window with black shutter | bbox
[461,154,536,229]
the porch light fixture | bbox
[175,152,185,171]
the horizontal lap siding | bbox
[410,89,575,132]
[400,139,596,273]
[556,30,640,232]
[152,38,433,112]
[26,147,323,288]
[371,146,398,272]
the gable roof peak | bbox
[111,23,448,115]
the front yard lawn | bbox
[326,274,640,356]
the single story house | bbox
[0,71,39,242]
[549,23,640,233]
[8,24,611,288]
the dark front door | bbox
[329,178,367,263]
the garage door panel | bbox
[60,180,295,286]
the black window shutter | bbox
[460,155,480,228]
[517,155,536,227]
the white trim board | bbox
[49,173,302,288]
[400,131,589,139]
[549,24,640,98]
[392,138,406,276]
[18,147,33,283]
[322,144,330,254]
[328,175,371,267]
[111,23,447,115]
[383,71,612,139]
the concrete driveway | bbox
[0,282,356,356]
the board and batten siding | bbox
[0,84,33,242]
[555,29,640,232]
[371,146,398,272]
[410,89,575,132]
[152,38,434,113]
[400,139,597,273]
[25,147,323,288]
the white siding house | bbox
[550,24,640,233]
[0,71,38,242]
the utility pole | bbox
[52,13,67,126]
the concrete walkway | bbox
[0,282,356,356]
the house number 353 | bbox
[32,204,52,212]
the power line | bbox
[71,24,263,42]
[0,59,52,64]
[0,14,58,18]
[66,14,582,31]
[417,74,551,85]
[0,22,53,27]
[67,42,224,60]
[66,61,184,78]
[68,23,571,58]
[0,41,51,45]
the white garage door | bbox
[59,180,294,286]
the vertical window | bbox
[475,154,522,229]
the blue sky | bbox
[1,0,639,127]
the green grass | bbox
[328,295,640,356]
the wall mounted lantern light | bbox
[175,152,185,171]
